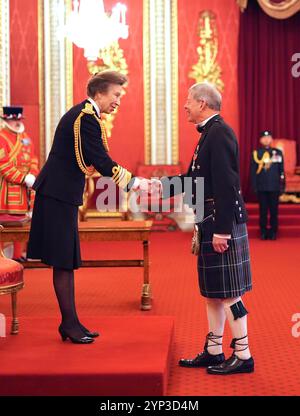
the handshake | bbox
[131,177,162,195]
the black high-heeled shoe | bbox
[58,325,94,344]
[80,325,99,338]
[79,323,99,338]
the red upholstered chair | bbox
[0,225,24,334]
[273,139,300,200]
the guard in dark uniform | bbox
[158,82,253,375]
[27,71,138,344]
[251,130,285,240]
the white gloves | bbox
[24,173,36,188]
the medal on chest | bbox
[191,145,199,172]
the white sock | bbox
[206,298,226,355]
[223,297,251,360]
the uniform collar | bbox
[87,97,101,117]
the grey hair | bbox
[189,82,222,111]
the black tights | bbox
[53,267,86,338]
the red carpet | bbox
[0,230,300,396]
[0,316,174,396]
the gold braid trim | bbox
[112,165,132,188]
[253,150,271,174]
[74,103,109,176]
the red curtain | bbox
[238,0,300,201]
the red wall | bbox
[10,0,40,158]
[8,0,240,174]
[178,0,240,171]
[73,0,144,175]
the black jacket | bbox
[33,100,131,206]
[161,115,247,234]
[250,147,285,193]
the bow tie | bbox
[196,124,205,133]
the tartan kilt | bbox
[197,205,252,299]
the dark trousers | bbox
[257,191,280,233]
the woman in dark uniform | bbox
[27,71,136,343]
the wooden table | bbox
[0,220,153,311]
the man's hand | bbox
[131,177,162,195]
[24,173,36,188]
[212,235,229,253]
[149,178,162,195]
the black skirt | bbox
[197,202,252,299]
[27,193,81,270]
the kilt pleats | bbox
[197,206,252,299]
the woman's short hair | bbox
[87,70,128,97]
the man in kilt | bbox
[159,82,254,375]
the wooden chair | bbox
[0,225,24,334]
[273,139,300,202]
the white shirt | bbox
[87,97,100,117]
[197,113,219,129]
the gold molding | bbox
[143,0,151,164]
[65,0,73,111]
[38,0,74,164]
[237,0,300,18]
[0,0,10,110]
[257,0,300,19]
[38,0,45,165]
[171,0,178,165]
[236,0,248,12]
[143,0,179,165]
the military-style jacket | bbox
[251,147,285,193]
[33,100,132,206]
[0,128,39,214]
[161,115,247,234]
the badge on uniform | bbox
[21,138,30,146]
[271,151,282,163]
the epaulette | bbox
[73,103,109,176]
[81,102,95,115]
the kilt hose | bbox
[197,202,252,299]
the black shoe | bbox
[207,353,254,375]
[260,231,268,240]
[178,332,225,368]
[79,323,99,338]
[179,351,225,368]
[58,325,94,344]
[269,231,277,240]
[13,256,27,263]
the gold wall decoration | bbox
[236,0,248,12]
[237,0,300,19]
[87,42,128,138]
[189,11,224,92]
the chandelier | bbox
[64,0,129,61]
